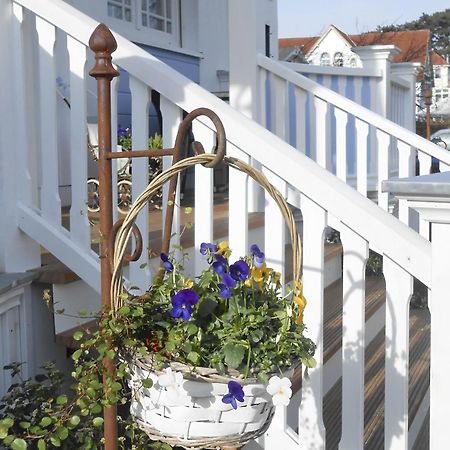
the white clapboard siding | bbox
[299,194,327,449]
[294,87,307,154]
[335,107,348,182]
[193,119,214,273]
[160,97,182,251]
[67,36,90,249]
[228,144,249,258]
[383,257,412,450]
[355,118,369,196]
[36,16,61,223]
[376,129,390,212]
[129,76,150,291]
[338,224,369,450]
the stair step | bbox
[411,409,429,450]
[322,308,430,449]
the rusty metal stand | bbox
[88,24,226,449]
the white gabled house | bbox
[1,0,450,448]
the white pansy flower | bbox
[266,376,292,406]
[157,368,185,405]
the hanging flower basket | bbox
[109,153,315,449]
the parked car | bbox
[431,128,450,150]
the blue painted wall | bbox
[117,44,200,135]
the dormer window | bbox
[320,52,330,66]
[435,67,441,79]
[333,52,344,67]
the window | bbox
[320,52,330,66]
[333,52,344,67]
[141,0,173,33]
[349,57,357,67]
[435,67,441,79]
[108,0,132,22]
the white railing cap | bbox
[352,45,401,61]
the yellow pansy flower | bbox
[216,241,231,258]
[184,278,194,289]
[294,279,307,324]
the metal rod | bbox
[105,148,175,159]
[88,23,119,450]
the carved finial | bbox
[89,23,119,79]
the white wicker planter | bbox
[128,361,278,449]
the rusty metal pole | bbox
[89,24,119,450]
[424,88,432,141]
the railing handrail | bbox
[259,54,450,165]
[281,60,382,78]
[13,0,431,286]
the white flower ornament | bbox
[266,376,292,406]
[157,368,185,405]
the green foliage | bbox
[376,8,450,58]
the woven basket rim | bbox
[127,353,300,385]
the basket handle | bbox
[110,155,306,323]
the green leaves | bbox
[11,438,27,450]
[92,417,104,428]
[223,343,246,369]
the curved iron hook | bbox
[173,107,226,168]
[108,218,143,272]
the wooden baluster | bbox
[397,141,415,225]
[299,194,327,449]
[335,107,348,182]
[160,97,182,251]
[262,169,287,446]
[314,97,328,169]
[129,76,150,291]
[353,76,363,106]
[228,144,249,258]
[8,3,41,270]
[295,87,307,153]
[271,74,289,140]
[67,36,91,250]
[338,224,369,450]
[193,119,214,273]
[376,129,390,211]
[36,16,61,223]
[355,118,369,196]
[383,257,412,450]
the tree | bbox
[376,9,450,58]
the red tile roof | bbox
[279,27,448,66]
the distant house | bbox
[279,25,449,110]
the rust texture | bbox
[88,23,119,450]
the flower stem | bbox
[244,342,251,378]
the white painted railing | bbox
[258,54,450,232]
[4,0,441,449]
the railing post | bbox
[383,172,450,450]
[228,0,277,212]
[353,45,400,195]
[88,24,119,450]
[390,62,421,132]
[352,45,400,120]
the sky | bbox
[278,0,449,37]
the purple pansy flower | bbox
[222,381,245,410]
[229,260,250,281]
[218,273,237,299]
[171,289,199,321]
[200,242,218,255]
[118,126,127,138]
[212,253,228,275]
[250,244,265,268]
[160,253,173,272]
